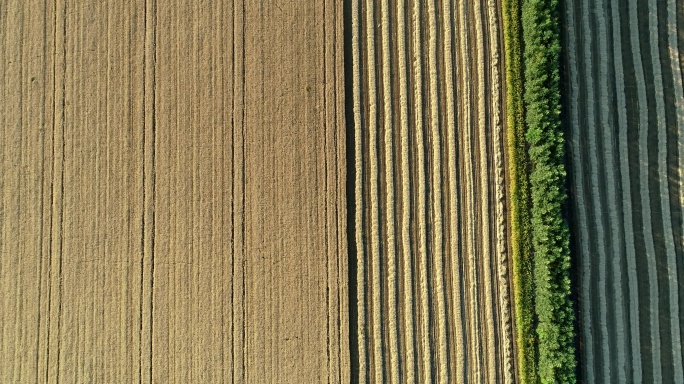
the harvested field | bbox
[0,0,348,382]
[347,0,515,382]
[562,0,684,382]
[13,0,684,382]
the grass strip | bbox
[502,0,537,382]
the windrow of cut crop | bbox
[348,0,516,381]
[502,0,536,382]
[520,0,576,383]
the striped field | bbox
[348,0,515,382]
[5,0,684,382]
[0,0,348,382]
[563,0,684,382]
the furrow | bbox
[363,0,385,381]
[458,0,483,381]
[379,0,400,381]
[396,0,417,381]
[628,0,662,380]
[609,0,643,380]
[441,0,465,380]
[426,0,449,380]
[565,0,595,381]
[411,1,433,382]
[596,1,627,381]
[580,1,612,381]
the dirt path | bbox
[0,0,348,382]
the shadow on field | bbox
[558,0,584,381]
[344,0,362,381]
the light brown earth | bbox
[0,0,348,382]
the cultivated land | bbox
[0,0,348,382]
[9,0,684,382]
[563,0,684,382]
[348,0,515,382]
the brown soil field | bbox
[0,0,348,382]
[347,0,515,382]
[562,0,684,382]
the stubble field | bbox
[1,0,348,382]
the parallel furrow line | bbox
[441,0,465,380]
[628,0,662,379]
[580,1,611,381]
[609,0,642,380]
[648,0,684,379]
[379,0,400,381]
[565,0,595,381]
[596,2,627,381]
[396,0,417,380]
[426,0,449,380]
[363,0,384,381]
[457,1,482,381]
[411,1,433,382]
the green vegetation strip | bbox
[502,0,536,382]
[521,0,577,383]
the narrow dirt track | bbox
[0,0,348,382]
[563,0,684,382]
[349,0,515,382]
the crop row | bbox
[349,0,515,382]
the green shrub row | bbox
[502,0,537,382]
[521,0,577,383]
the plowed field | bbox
[0,0,347,382]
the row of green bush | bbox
[502,0,537,382]
[521,0,577,383]
[504,0,577,382]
